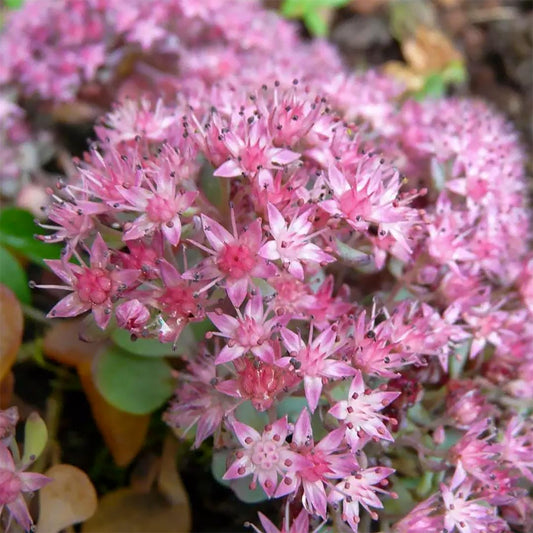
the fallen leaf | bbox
[349,0,387,14]
[0,284,23,380]
[82,488,191,533]
[0,371,14,408]
[78,360,150,467]
[43,319,104,367]
[402,26,462,75]
[158,434,190,509]
[37,464,97,533]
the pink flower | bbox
[216,354,298,412]
[223,417,306,497]
[259,203,334,280]
[329,371,400,449]
[115,299,150,335]
[276,409,356,518]
[121,167,198,246]
[279,324,355,412]
[213,118,300,184]
[329,465,395,532]
[184,213,275,307]
[440,462,508,533]
[321,160,417,263]
[254,509,310,533]
[43,233,138,329]
[207,293,288,364]
[154,259,206,345]
[164,352,238,448]
[0,442,50,532]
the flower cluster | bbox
[2,0,532,531]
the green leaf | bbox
[22,412,48,464]
[304,9,328,37]
[0,208,62,266]
[0,245,31,304]
[5,0,24,8]
[94,346,174,415]
[415,73,446,100]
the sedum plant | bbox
[0,0,531,532]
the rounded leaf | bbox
[94,346,174,415]
[0,245,31,303]
[37,464,97,533]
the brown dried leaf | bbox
[349,0,388,15]
[43,319,102,367]
[402,26,462,74]
[0,285,23,381]
[78,361,150,467]
[82,488,191,533]
[0,371,14,409]
[51,101,101,124]
[37,464,97,533]
[158,434,190,508]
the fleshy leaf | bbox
[22,412,48,465]
[93,345,174,415]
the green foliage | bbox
[280,0,351,37]
[0,207,62,266]
[94,345,174,415]
[0,245,31,303]
[414,60,467,101]
[5,0,24,9]
[22,412,48,464]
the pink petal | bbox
[48,293,90,319]
[44,259,75,285]
[292,409,312,447]
[0,443,15,469]
[19,472,51,492]
[348,372,365,397]
[258,241,279,261]
[227,277,248,308]
[231,421,260,448]
[303,480,328,518]
[280,328,302,354]
[287,260,304,280]
[304,376,323,413]
[207,312,239,336]
[258,512,281,533]
[123,214,154,241]
[328,400,348,420]
[270,148,300,166]
[90,233,109,268]
[7,495,32,532]
[251,342,275,363]
[158,259,182,286]
[258,467,279,497]
[216,344,244,364]
[93,305,112,330]
[274,474,299,498]
[161,216,182,246]
[202,215,234,251]
[223,455,250,480]
[214,159,242,178]
[266,203,287,237]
